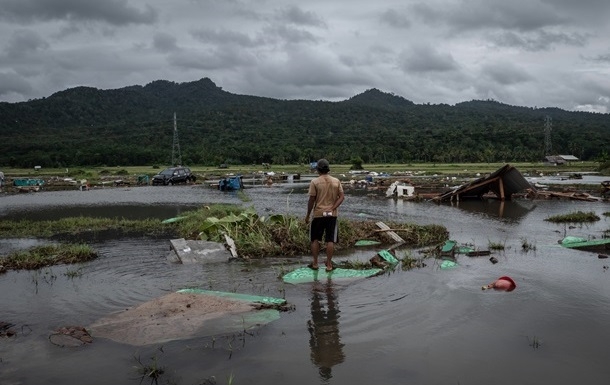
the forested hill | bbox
[0,77,608,168]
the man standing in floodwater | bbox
[305,159,345,272]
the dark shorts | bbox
[310,217,339,243]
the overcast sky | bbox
[1,0,610,112]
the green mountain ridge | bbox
[0,77,608,168]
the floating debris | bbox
[1,321,16,337]
[482,276,516,292]
[49,326,93,347]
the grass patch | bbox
[521,238,536,252]
[133,354,165,385]
[527,336,542,349]
[0,216,170,238]
[401,252,427,270]
[1,244,97,271]
[488,240,506,250]
[603,212,610,217]
[336,260,373,270]
[545,211,601,223]
[64,268,84,278]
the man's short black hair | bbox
[316,158,330,173]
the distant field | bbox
[0,161,602,181]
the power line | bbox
[544,115,552,156]
[171,112,182,166]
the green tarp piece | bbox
[441,240,457,253]
[162,216,189,224]
[355,239,382,246]
[282,267,383,284]
[378,249,399,264]
[190,294,283,331]
[440,260,458,269]
[561,236,587,245]
[456,246,475,254]
[560,236,610,250]
[559,236,610,247]
[177,289,286,305]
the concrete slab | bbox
[169,238,232,264]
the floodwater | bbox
[1,182,610,385]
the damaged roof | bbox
[434,164,534,202]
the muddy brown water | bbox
[1,183,610,385]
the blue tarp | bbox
[219,176,243,191]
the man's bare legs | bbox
[310,239,320,269]
[311,240,335,271]
[325,242,334,271]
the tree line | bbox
[0,78,608,168]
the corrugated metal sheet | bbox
[435,164,534,202]
[545,155,565,164]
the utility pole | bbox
[171,112,182,166]
[544,115,552,157]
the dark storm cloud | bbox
[410,0,603,33]
[585,52,610,63]
[0,0,158,25]
[263,25,319,45]
[407,0,601,59]
[481,62,532,85]
[191,28,259,47]
[444,1,565,32]
[379,9,411,29]
[152,32,178,53]
[4,29,49,58]
[399,45,458,73]
[540,0,610,24]
[490,30,588,51]
[561,75,610,112]
[0,0,608,111]
[168,46,255,71]
[276,5,326,27]
[0,72,32,97]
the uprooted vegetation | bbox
[175,205,449,258]
[0,204,449,261]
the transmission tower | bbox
[544,115,552,156]
[171,112,182,166]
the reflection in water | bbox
[446,199,536,221]
[307,281,345,382]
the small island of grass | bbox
[1,244,98,272]
[544,211,601,223]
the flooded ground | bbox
[1,182,609,385]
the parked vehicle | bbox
[152,167,195,185]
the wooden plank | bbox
[466,250,491,257]
[375,221,405,243]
